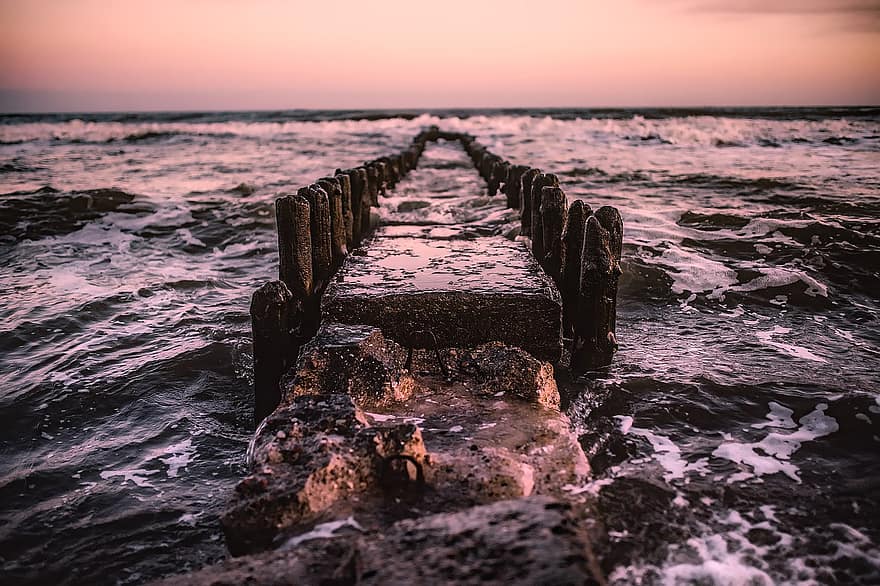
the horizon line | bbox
[2,104,879,116]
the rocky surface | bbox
[283,322,416,409]
[322,229,562,362]
[160,497,598,585]
[221,323,590,561]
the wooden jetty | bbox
[161,127,623,585]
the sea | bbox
[1,107,878,585]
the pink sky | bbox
[1,0,878,111]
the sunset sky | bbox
[1,0,878,112]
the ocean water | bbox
[1,108,879,584]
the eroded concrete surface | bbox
[324,230,562,362]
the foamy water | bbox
[1,108,878,584]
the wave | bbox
[560,167,652,183]
[2,112,877,149]
[117,130,182,143]
[0,187,139,242]
[0,161,41,173]
[667,173,804,193]
[2,106,878,125]
[763,194,880,217]
[678,211,751,230]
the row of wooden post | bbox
[447,130,624,371]
[252,125,625,423]
[251,131,433,422]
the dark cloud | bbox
[688,0,880,31]
[693,0,880,14]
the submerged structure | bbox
[162,127,624,584]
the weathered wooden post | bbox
[560,200,590,337]
[298,185,333,292]
[530,173,559,263]
[251,281,294,424]
[541,186,567,284]
[519,168,541,237]
[335,172,354,248]
[365,165,380,204]
[360,167,373,238]
[374,161,388,197]
[571,206,623,370]
[480,154,497,184]
[316,177,348,269]
[275,194,313,302]
[344,168,365,245]
[488,159,508,197]
[504,165,528,210]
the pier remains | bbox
[162,127,623,584]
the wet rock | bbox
[160,498,596,585]
[221,393,371,556]
[223,393,432,557]
[462,342,560,410]
[283,322,416,409]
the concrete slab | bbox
[322,230,562,361]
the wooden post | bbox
[335,172,354,249]
[345,168,365,245]
[375,161,388,197]
[487,159,508,196]
[595,204,623,346]
[275,194,313,301]
[317,177,347,269]
[530,173,559,263]
[519,168,540,237]
[480,154,497,184]
[572,207,623,370]
[251,280,295,424]
[504,165,527,210]
[365,165,380,204]
[360,167,373,238]
[541,186,567,284]
[386,156,401,187]
[298,185,333,292]
[560,200,590,337]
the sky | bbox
[0,0,878,112]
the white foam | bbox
[562,478,614,496]
[658,245,739,296]
[609,505,797,586]
[158,439,196,478]
[733,267,828,298]
[176,228,206,248]
[624,422,709,483]
[751,401,796,430]
[281,516,365,549]
[712,402,839,483]
[364,412,396,422]
[755,326,827,363]
[100,468,159,488]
